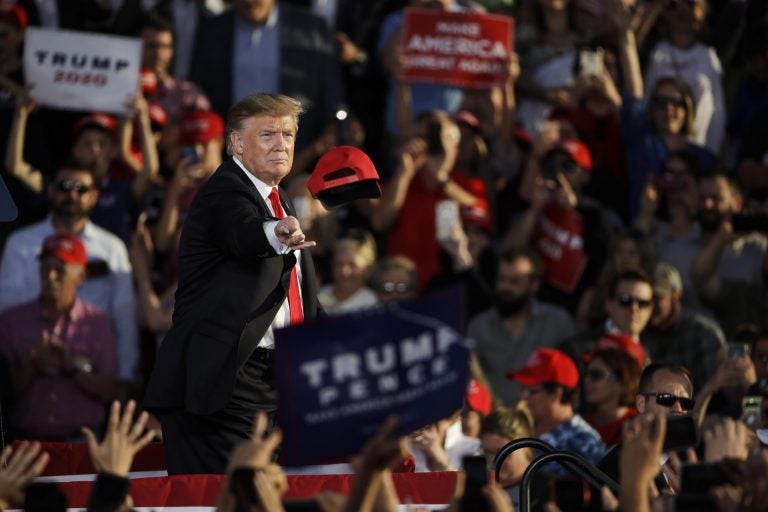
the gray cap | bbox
[653,262,683,295]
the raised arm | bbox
[5,91,43,194]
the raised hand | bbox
[82,400,156,476]
[0,442,50,509]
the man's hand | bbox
[704,418,749,462]
[274,216,316,250]
[354,416,409,474]
[621,413,667,486]
[0,442,49,509]
[82,400,156,477]
[227,411,282,473]
[34,330,65,377]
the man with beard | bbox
[468,248,576,406]
[643,263,726,390]
[691,173,768,333]
[0,164,137,387]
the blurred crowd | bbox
[1,0,768,510]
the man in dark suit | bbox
[143,92,323,475]
[189,0,344,151]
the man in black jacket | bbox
[144,92,323,474]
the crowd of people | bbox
[1,0,768,510]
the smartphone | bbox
[742,396,764,429]
[426,122,444,156]
[663,414,697,452]
[727,342,751,359]
[435,199,459,241]
[460,455,490,512]
[579,48,604,78]
[549,476,591,511]
[181,147,201,165]
[681,462,730,493]
[731,213,768,233]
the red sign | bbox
[400,8,513,88]
[532,202,588,294]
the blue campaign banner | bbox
[274,286,469,466]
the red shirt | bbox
[585,408,638,446]
[386,174,487,290]
[0,298,117,439]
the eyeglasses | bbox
[585,369,616,381]
[56,180,93,195]
[378,281,411,294]
[615,294,653,309]
[653,96,686,110]
[642,392,695,411]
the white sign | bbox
[24,28,142,115]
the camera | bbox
[426,122,444,156]
[663,414,697,452]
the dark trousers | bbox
[160,348,277,474]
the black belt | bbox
[251,347,274,363]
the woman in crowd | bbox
[318,230,379,315]
[583,348,641,446]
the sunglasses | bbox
[378,281,411,294]
[653,96,686,110]
[642,392,695,411]
[615,294,653,309]
[56,180,94,195]
[585,369,616,381]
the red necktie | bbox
[268,187,304,324]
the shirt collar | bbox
[236,3,279,31]
[232,156,274,201]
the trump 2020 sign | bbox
[24,28,141,115]
[275,287,469,466]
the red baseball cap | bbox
[40,234,87,267]
[308,146,381,209]
[554,138,592,171]
[506,348,579,389]
[0,3,28,31]
[179,109,224,145]
[73,113,117,140]
[466,379,492,416]
[585,333,646,368]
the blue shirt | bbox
[539,414,606,476]
[233,5,280,103]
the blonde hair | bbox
[225,93,304,155]
[333,231,377,271]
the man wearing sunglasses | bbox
[598,363,695,487]
[0,165,137,390]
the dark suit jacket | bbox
[189,4,344,150]
[144,159,322,416]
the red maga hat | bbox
[40,234,87,267]
[179,110,224,145]
[308,146,381,209]
[585,332,646,368]
[73,113,117,140]
[466,378,492,416]
[553,138,592,171]
[0,3,28,31]
[507,348,579,389]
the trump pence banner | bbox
[24,28,142,115]
[399,8,513,88]
[275,287,469,466]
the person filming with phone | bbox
[371,110,482,291]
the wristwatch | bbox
[71,356,93,375]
